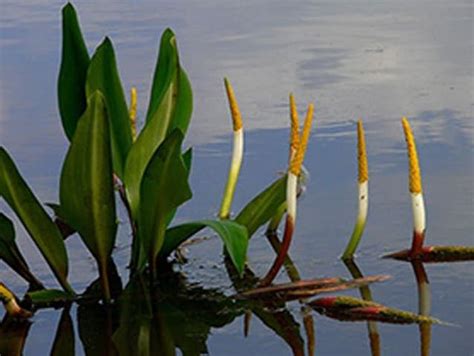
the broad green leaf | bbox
[50,307,75,356]
[86,37,132,178]
[60,91,117,299]
[159,219,248,276]
[124,29,193,219]
[0,148,72,293]
[235,176,287,237]
[138,130,192,271]
[0,213,43,289]
[58,3,90,140]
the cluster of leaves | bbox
[0,3,288,305]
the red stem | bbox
[260,215,294,286]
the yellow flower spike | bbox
[224,78,243,132]
[402,117,422,193]
[289,93,300,155]
[290,103,314,176]
[129,86,137,141]
[357,119,369,183]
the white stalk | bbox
[411,192,426,234]
[219,128,243,219]
[287,172,298,221]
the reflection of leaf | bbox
[0,148,71,293]
[77,303,118,356]
[235,176,286,237]
[112,276,157,356]
[0,318,31,356]
[160,219,248,276]
[0,213,43,289]
[310,296,441,324]
[50,307,75,356]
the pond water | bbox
[0,0,473,355]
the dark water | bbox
[0,0,473,355]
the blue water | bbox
[0,1,472,355]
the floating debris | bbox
[309,296,441,325]
[384,245,474,262]
[236,275,389,301]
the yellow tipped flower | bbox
[129,86,137,140]
[357,120,369,183]
[290,104,314,176]
[402,117,422,193]
[0,283,31,318]
[289,93,300,153]
[224,78,243,131]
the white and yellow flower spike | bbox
[342,120,369,260]
[402,117,426,255]
[219,78,244,219]
[261,101,314,286]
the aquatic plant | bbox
[384,118,474,262]
[341,120,369,260]
[0,3,250,305]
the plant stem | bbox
[99,261,111,303]
[342,120,368,260]
[219,78,244,219]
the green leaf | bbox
[138,130,192,271]
[50,307,75,356]
[25,289,75,308]
[58,3,90,140]
[124,29,193,219]
[0,213,43,289]
[86,37,132,178]
[160,219,248,276]
[0,148,72,293]
[235,176,287,237]
[60,91,117,300]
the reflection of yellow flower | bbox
[402,117,422,193]
[357,120,368,183]
[290,104,314,176]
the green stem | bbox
[342,218,366,260]
[99,261,111,303]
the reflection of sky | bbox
[0,1,473,355]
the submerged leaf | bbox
[0,213,43,289]
[60,91,117,300]
[58,3,90,140]
[160,219,248,276]
[86,37,132,178]
[0,148,71,293]
[235,176,287,237]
